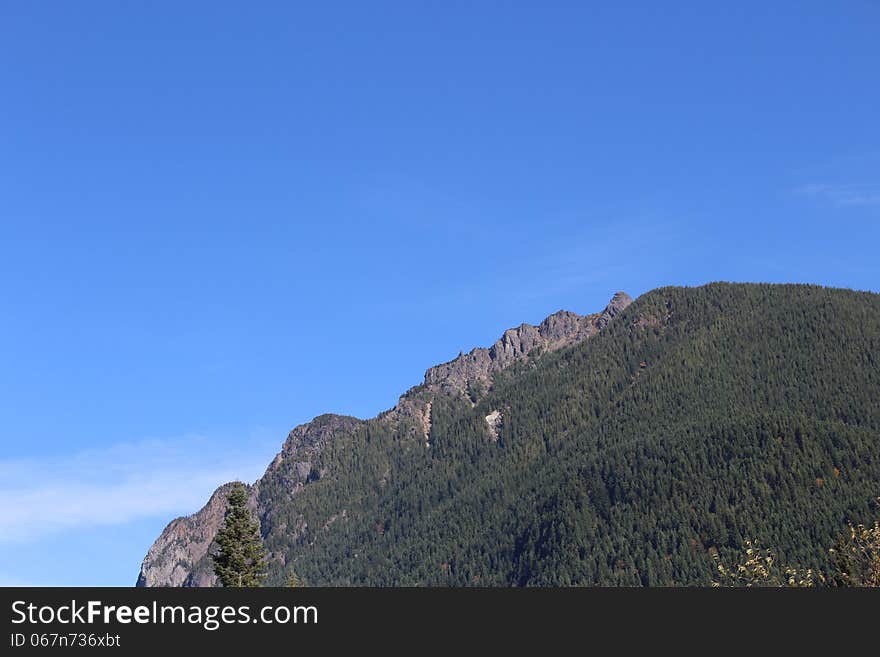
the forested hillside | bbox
[141,283,880,586]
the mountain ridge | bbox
[138,282,880,586]
[137,291,633,586]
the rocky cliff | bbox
[422,291,633,396]
[136,483,236,587]
[136,292,631,586]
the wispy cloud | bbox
[796,183,880,207]
[0,433,279,545]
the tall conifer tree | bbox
[212,482,267,587]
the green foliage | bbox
[212,482,267,587]
[198,283,880,586]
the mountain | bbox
[137,283,880,586]
[137,291,632,586]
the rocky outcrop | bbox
[136,483,236,587]
[384,396,433,444]
[422,292,633,397]
[264,414,363,484]
[484,410,503,441]
[137,291,632,586]
[597,291,633,329]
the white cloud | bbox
[796,183,880,207]
[0,433,279,545]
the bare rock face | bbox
[484,410,503,441]
[423,292,633,397]
[384,396,433,443]
[136,483,236,587]
[136,291,632,586]
[264,414,364,485]
[597,291,633,329]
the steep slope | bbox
[139,283,880,586]
[136,483,236,587]
[138,292,632,586]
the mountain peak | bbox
[608,290,634,310]
[597,291,633,329]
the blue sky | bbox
[1,1,878,586]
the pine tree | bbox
[285,570,303,587]
[212,482,267,587]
